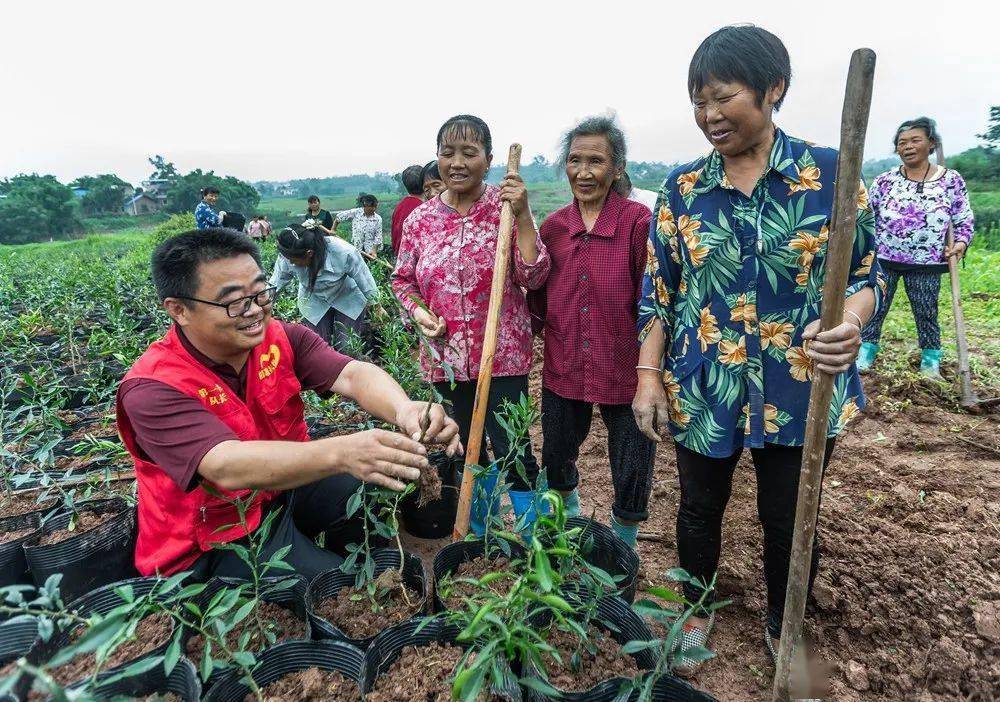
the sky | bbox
[2,0,997,186]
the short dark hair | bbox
[688,25,792,111]
[151,228,262,302]
[436,114,492,157]
[893,116,940,152]
[423,160,441,181]
[357,193,378,208]
[200,186,220,197]
[400,165,425,196]
[307,195,320,204]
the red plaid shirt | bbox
[528,190,651,404]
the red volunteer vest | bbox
[116,322,309,576]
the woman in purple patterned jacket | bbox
[858,117,975,378]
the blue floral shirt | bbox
[638,128,886,457]
[195,201,221,230]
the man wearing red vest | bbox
[117,228,460,580]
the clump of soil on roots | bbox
[246,668,357,702]
[315,569,422,639]
[417,461,442,507]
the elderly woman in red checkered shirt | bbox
[527,116,656,547]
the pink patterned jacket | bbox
[391,185,550,383]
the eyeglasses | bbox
[175,287,277,317]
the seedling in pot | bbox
[202,487,302,649]
[341,481,417,610]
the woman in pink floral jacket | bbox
[392,115,551,530]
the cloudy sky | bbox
[2,0,997,185]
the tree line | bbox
[3,107,998,246]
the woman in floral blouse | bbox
[858,117,975,378]
[633,25,885,675]
[392,115,549,531]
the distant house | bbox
[72,187,89,198]
[123,192,161,216]
[140,178,171,207]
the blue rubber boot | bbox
[856,342,879,373]
[469,465,503,537]
[509,490,549,539]
[610,513,639,548]
[920,349,943,380]
[561,488,581,518]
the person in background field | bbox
[246,215,264,240]
[633,24,884,678]
[622,171,658,212]
[336,194,383,257]
[195,187,225,230]
[260,215,273,240]
[526,116,655,548]
[422,160,446,201]
[304,195,336,235]
[392,114,549,534]
[117,229,461,581]
[270,224,378,352]
[858,117,975,378]
[392,165,426,255]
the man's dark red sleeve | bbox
[119,379,238,492]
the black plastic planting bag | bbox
[0,615,39,664]
[363,617,522,701]
[84,656,201,701]
[432,537,527,613]
[22,498,136,604]
[12,577,179,700]
[204,639,364,701]
[306,547,427,649]
[182,574,310,690]
[0,513,42,588]
[400,451,459,538]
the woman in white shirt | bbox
[270,223,378,351]
[336,194,384,257]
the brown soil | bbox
[67,422,119,441]
[133,695,182,702]
[365,642,468,702]
[314,573,422,639]
[246,667,358,701]
[439,556,516,611]
[185,600,307,665]
[0,492,57,519]
[417,461,443,507]
[540,625,640,692]
[399,341,1000,701]
[45,612,173,688]
[37,509,117,545]
[54,454,104,472]
[0,526,37,545]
